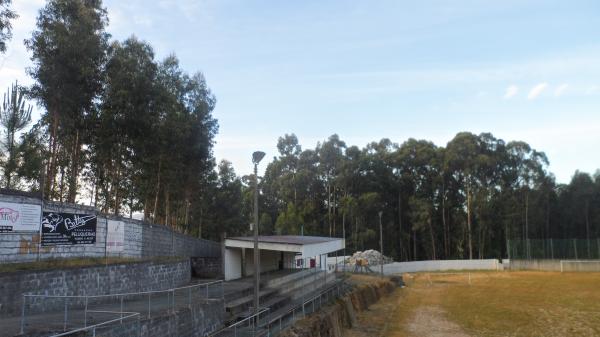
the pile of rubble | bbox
[346,249,393,266]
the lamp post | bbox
[252,151,265,318]
[378,211,383,278]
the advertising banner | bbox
[41,212,97,246]
[106,220,125,252]
[0,201,41,232]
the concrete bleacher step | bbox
[261,268,318,288]
[225,287,279,316]
[224,269,339,327]
[280,271,334,300]
[258,277,345,328]
[223,283,253,303]
[234,294,290,323]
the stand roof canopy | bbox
[224,235,345,258]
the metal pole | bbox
[342,211,346,273]
[171,290,175,313]
[379,211,383,278]
[63,297,68,331]
[105,218,109,265]
[37,162,46,262]
[20,296,25,334]
[148,293,151,318]
[302,258,306,316]
[323,254,326,288]
[253,161,260,317]
[120,296,124,323]
[84,296,88,327]
[222,281,225,312]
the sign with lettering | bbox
[41,212,97,246]
[106,220,124,252]
[0,202,41,232]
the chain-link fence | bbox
[508,238,600,260]
[20,280,224,336]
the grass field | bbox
[347,271,600,337]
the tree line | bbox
[256,133,600,260]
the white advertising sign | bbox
[106,220,125,252]
[0,201,41,232]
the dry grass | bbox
[351,271,600,337]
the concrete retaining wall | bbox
[509,259,600,272]
[0,258,191,317]
[509,259,561,271]
[0,192,220,263]
[382,259,500,274]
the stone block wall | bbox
[191,257,222,278]
[0,258,191,317]
[0,192,220,263]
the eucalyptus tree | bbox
[316,134,346,236]
[0,0,16,53]
[90,37,158,214]
[26,0,109,201]
[445,132,480,259]
[200,160,245,240]
[16,124,46,190]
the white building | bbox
[223,235,345,281]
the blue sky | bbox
[2,0,600,183]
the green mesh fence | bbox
[508,239,600,260]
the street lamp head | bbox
[252,151,266,165]
[378,211,383,217]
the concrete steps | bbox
[224,269,325,324]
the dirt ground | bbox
[345,271,600,337]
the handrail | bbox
[21,279,226,335]
[23,279,224,299]
[264,280,344,326]
[47,312,140,337]
[208,307,270,336]
[228,307,270,329]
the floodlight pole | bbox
[252,151,265,320]
[379,211,383,278]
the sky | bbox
[2,0,600,183]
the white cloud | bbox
[527,82,548,100]
[554,83,568,97]
[503,85,518,99]
[133,15,153,26]
[586,85,599,95]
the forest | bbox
[0,0,598,260]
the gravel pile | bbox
[347,249,393,265]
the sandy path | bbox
[406,305,471,337]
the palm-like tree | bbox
[1,81,32,188]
